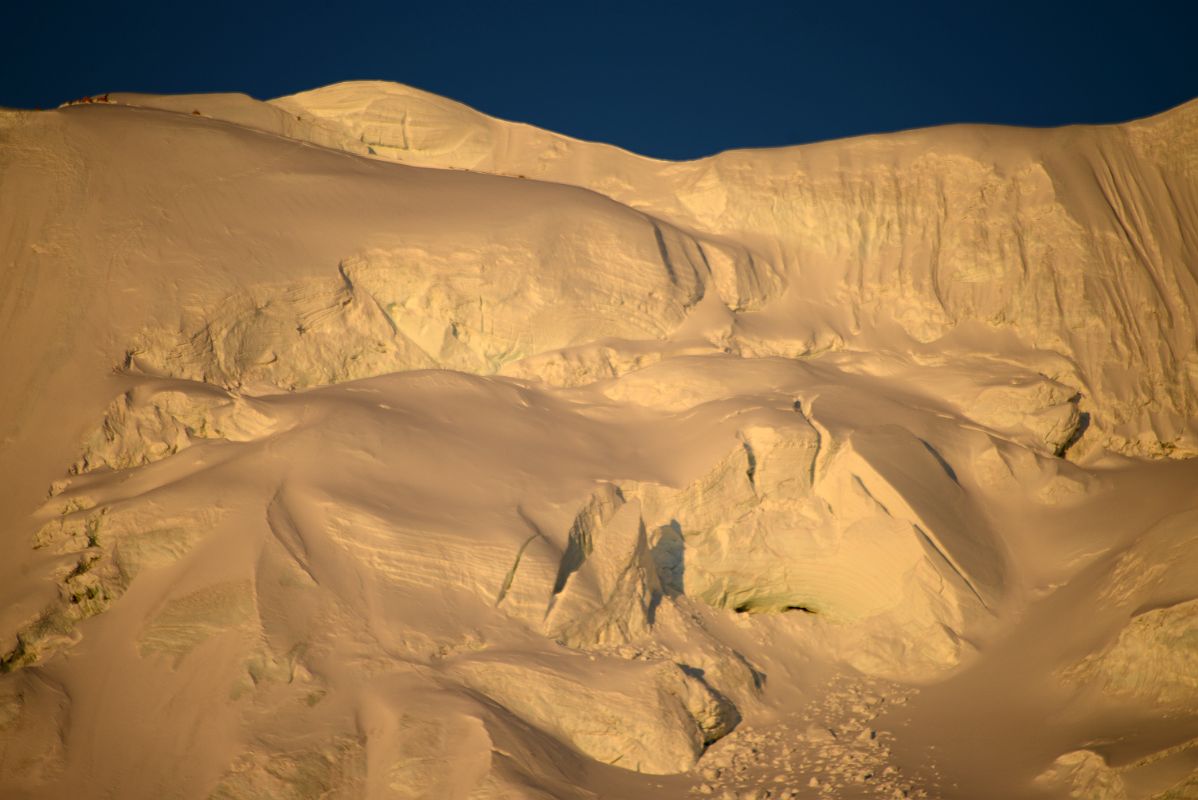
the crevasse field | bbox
[1,83,1197,799]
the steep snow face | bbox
[1,89,1198,800]
[275,82,1198,459]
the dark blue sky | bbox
[3,0,1196,160]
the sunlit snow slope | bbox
[1,84,1197,800]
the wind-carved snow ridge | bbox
[2,85,1198,800]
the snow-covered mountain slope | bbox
[1,85,1196,800]
[274,81,1198,460]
